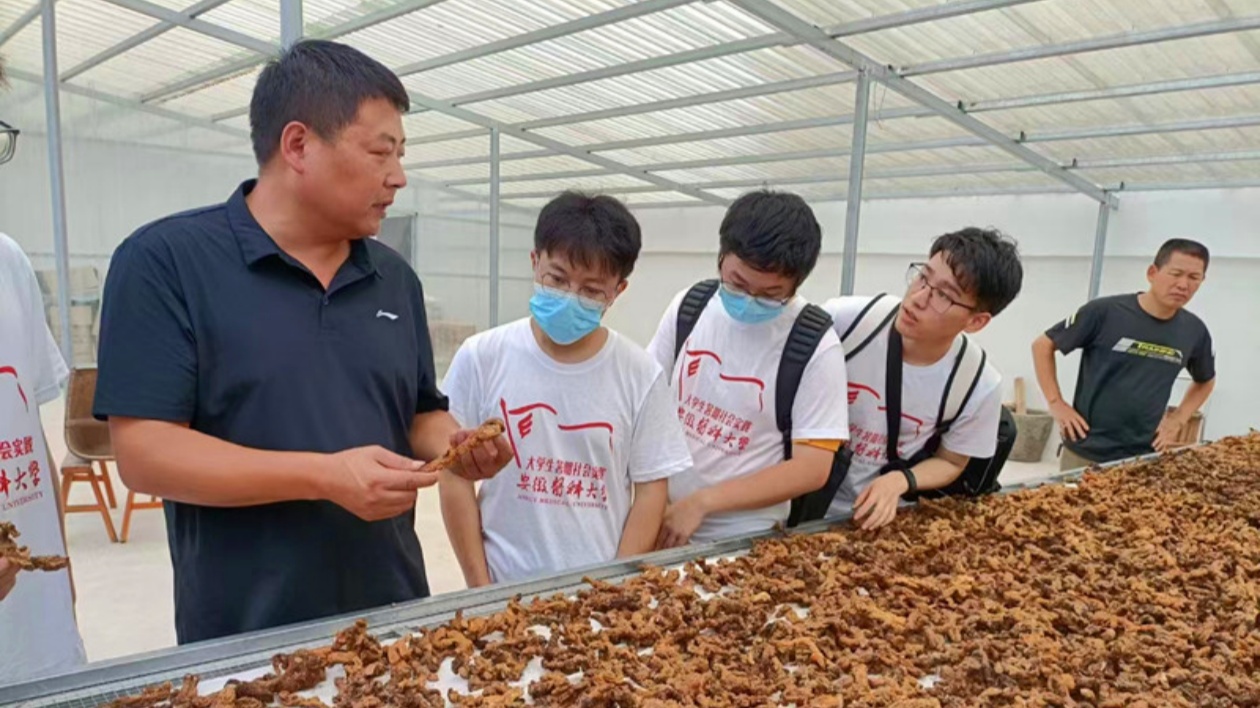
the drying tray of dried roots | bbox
[8,435,1260,708]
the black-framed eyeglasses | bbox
[0,121,18,165]
[906,262,977,314]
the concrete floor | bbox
[38,396,1062,665]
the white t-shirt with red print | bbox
[442,319,691,584]
[647,290,849,543]
[0,233,86,686]
[821,296,1003,516]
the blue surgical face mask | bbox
[530,284,605,345]
[719,283,787,325]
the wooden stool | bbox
[61,454,118,543]
[121,491,163,543]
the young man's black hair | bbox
[535,191,642,280]
[1154,238,1210,270]
[929,227,1023,316]
[250,39,409,164]
[718,189,821,284]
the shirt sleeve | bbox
[940,375,1003,460]
[1186,325,1216,383]
[10,240,69,405]
[789,334,849,442]
[1045,299,1108,354]
[644,290,685,378]
[410,278,450,415]
[93,234,198,423]
[627,368,692,483]
[440,337,482,430]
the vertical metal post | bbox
[840,69,870,296]
[280,0,303,49]
[1088,199,1111,300]
[488,128,501,327]
[42,0,74,365]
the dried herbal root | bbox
[420,419,507,473]
[103,435,1260,707]
[0,520,69,571]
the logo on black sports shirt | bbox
[1112,337,1183,365]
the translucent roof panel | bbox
[404,2,776,102]
[200,0,282,43]
[530,82,884,146]
[976,83,1260,135]
[403,112,485,140]
[337,0,638,74]
[468,45,850,125]
[598,125,855,166]
[3,0,1259,203]
[161,66,263,117]
[408,164,491,183]
[69,27,254,99]
[836,0,1228,70]
[914,32,1260,105]
[1029,125,1260,163]
[405,134,540,164]
[2,0,169,77]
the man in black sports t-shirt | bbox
[1032,239,1216,469]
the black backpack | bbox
[672,280,853,528]
[830,294,1017,502]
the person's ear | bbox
[963,311,993,334]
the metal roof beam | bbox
[624,180,1260,208]
[905,15,1260,77]
[137,0,1035,119]
[392,0,694,78]
[407,91,729,205]
[0,1,43,47]
[514,72,857,132]
[729,0,1114,205]
[61,0,234,81]
[139,0,450,104]
[98,0,278,56]
[405,68,1260,148]
[441,0,1044,109]
[965,70,1260,112]
[6,67,251,141]
[428,114,1260,184]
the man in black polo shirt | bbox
[94,40,511,644]
[1032,239,1216,470]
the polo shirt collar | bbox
[227,179,380,279]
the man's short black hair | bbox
[718,189,821,284]
[535,191,642,280]
[930,227,1023,316]
[250,39,408,165]
[1154,238,1209,271]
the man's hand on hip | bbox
[323,446,437,521]
[1049,399,1090,442]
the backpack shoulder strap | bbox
[935,333,987,432]
[840,293,901,361]
[775,303,833,460]
[673,279,719,364]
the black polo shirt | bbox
[94,180,449,644]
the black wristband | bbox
[899,467,918,496]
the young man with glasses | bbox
[439,191,691,586]
[820,228,1023,530]
[646,190,849,548]
[0,55,87,684]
